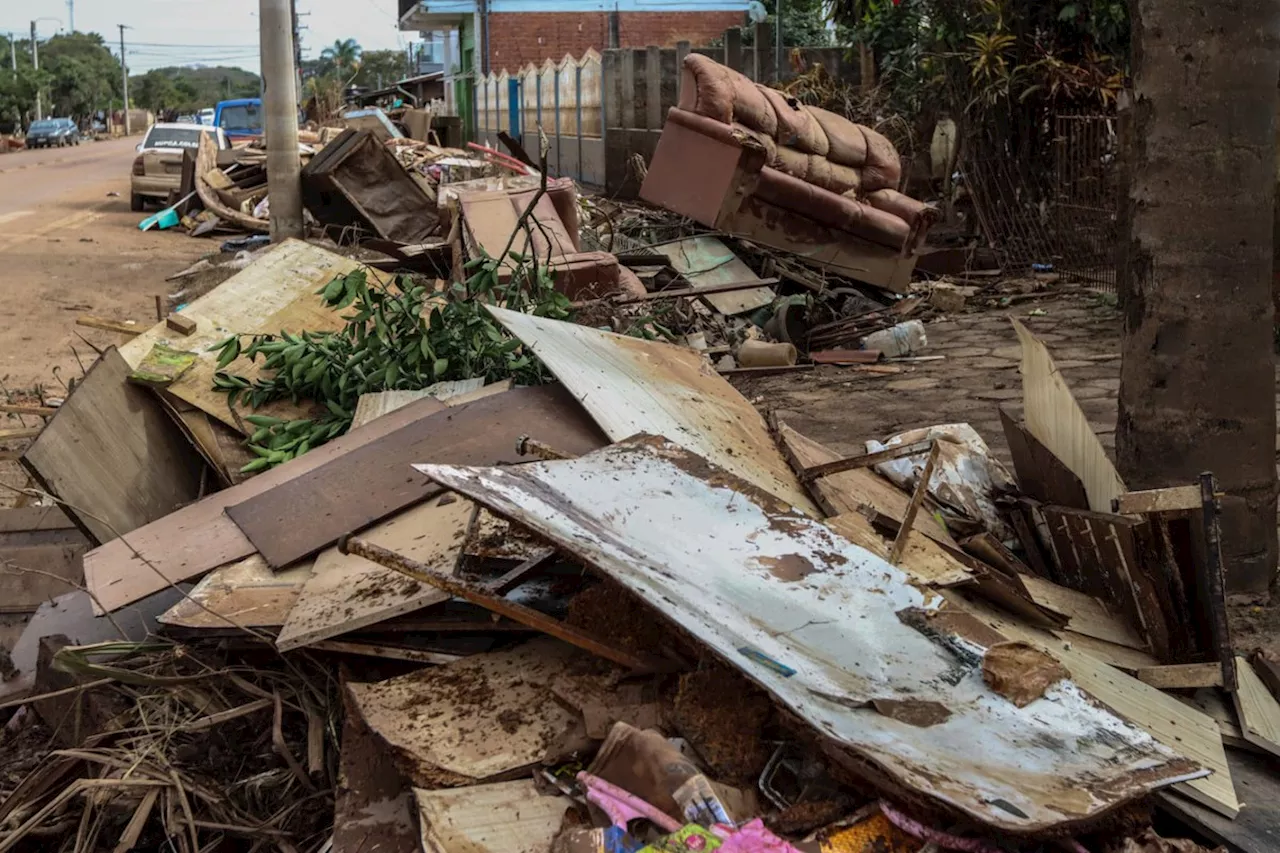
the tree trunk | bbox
[1118,0,1280,596]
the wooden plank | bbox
[999,407,1090,510]
[275,493,473,651]
[342,537,664,673]
[83,394,449,615]
[415,780,571,853]
[1233,656,1280,758]
[775,421,957,546]
[0,542,87,609]
[1058,631,1160,672]
[1158,747,1280,853]
[227,385,608,569]
[956,593,1238,817]
[157,555,313,631]
[76,315,142,336]
[0,507,77,534]
[22,349,206,546]
[0,427,42,441]
[889,441,939,565]
[334,685,420,853]
[1019,574,1148,652]
[0,404,57,417]
[349,379,491,428]
[823,512,972,586]
[1136,663,1226,690]
[611,276,782,305]
[345,638,596,787]
[1012,319,1125,512]
[800,439,933,483]
[313,641,463,665]
[116,239,369,432]
[1114,485,1202,514]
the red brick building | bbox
[485,10,744,71]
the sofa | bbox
[640,54,936,292]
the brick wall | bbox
[487,10,742,72]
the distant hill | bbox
[130,66,261,110]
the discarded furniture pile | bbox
[0,57,1273,853]
[0,226,1274,853]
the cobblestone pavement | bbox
[734,289,1125,470]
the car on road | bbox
[130,122,229,212]
[198,108,215,126]
[174,114,198,124]
[213,98,264,142]
[25,118,80,148]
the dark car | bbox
[25,118,80,148]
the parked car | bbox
[174,114,198,124]
[25,118,80,148]
[213,98,264,142]
[130,122,229,212]
[198,108,215,126]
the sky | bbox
[1,0,416,74]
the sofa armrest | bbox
[865,188,939,253]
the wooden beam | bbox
[1113,485,1203,515]
[609,277,781,305]
[75,316,143,337]
[800,439,934,483]
[341,536,671,674]
[0,427,42,441]
[0,404,57,417]
[888,441,940,566]
[1135,663,1225,690]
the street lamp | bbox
[30,17,64,121]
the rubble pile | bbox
[0,57,1269,853]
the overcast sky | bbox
[1,0,414,74]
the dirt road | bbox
[0,136,208,396]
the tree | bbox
[1116,0,1280,594]
[320,38,362,77]
[39,32,123,118]
[133,70,180,113]
[353,49,409,88]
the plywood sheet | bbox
[346,638,594,788]
[22,348,206,545]
[956,593,1237,818]
[1019,574,1148,652]
[226,385,607,568]
[776,421,956,546]
[420,436,1206,833]
[657,235,774,315]
[0,542,87,611]
[415,780,572,853]
[275,493,473,650]
[1233,656,1280,758]
[117,239,371,431]
[158,555,314,630]
[999,408,1090,510]
[490,307,819,516]
[1013,319,1124,513]
[83,395,448,615]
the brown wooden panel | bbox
[999,408,1090,509]
[227,385,608,568]
[22,348,206,545]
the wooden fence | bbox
[473,27,861,195]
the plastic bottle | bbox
[861,320,927,358]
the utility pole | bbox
[67,0,74,32]
[118,25,130,135]
[290,0,302,105]
[9,33,15,75]
[260,0,303,239]
[29,22,43,121]
[774,0,782,82]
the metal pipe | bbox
[258,0,303,239]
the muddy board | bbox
[226,385,608,569]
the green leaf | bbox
[386,362,400,386]
[1058,3,1079,20]
[433,358,449,378]
[240,457,272,474]
[215,337,241,370]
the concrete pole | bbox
[118,25,130,135]
[774,0,783,82]
[442,30,455,113]
[260,0,303,240]
[30,22,41,121]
